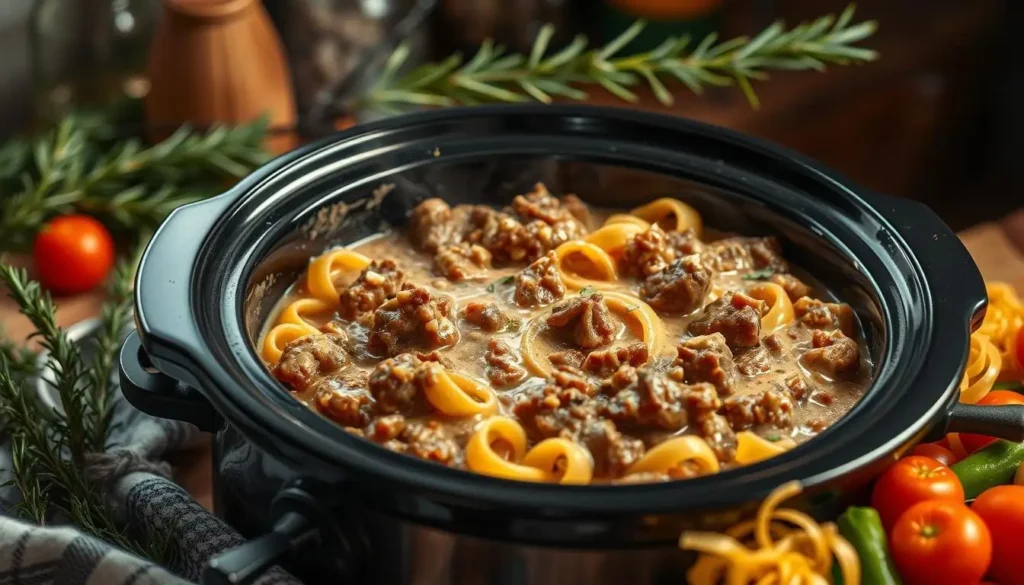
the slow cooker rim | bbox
[137,105,981,519]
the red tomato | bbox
[1017,325,1024,373]
[890,500,992,585]
[32,215,115,295]
[973,485,1024,585]
[871,455,965,530]
[910,442,959,466]
[961,391,1024,454]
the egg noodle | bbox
[680,481,861,585]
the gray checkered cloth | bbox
[0,374,301,585]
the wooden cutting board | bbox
[3,209,1024,511]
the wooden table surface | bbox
[3,209,1024,513]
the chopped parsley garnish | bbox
[626,304,638,312]
[579,285,597,296]
[765,433,781,442]
[742,269,775,281]
[487,275,515,292]
[502,318,523,333]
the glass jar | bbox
[29,0,160,123]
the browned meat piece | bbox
[408,198,473,252]
[469,189,588,263]
[694,412,738,463]
[802,330,861,376]
[640,255,712,314]
[562,194,590,224]
[701,236,787,273]
[770,273,812,301]
[721,388,795,430]
[338,259,405,323]
[672,333,735,396]
[485,339,527,386]
[734,343,773,376]
[511,366,598,438]
[368,286,458,356]
[688,291,765,349]
[763,333,783,353]
[507,183,582,227]
[514,252,566,307]
[583,342,649,377]
[601,367,716,431]
[785,375,810,401]
[272,333,350,391]
[434,243,492,281]
[812,389,835,406]
[367,352,442,414]
[793,297,856,337]
[548,349,585,369]
[462,301,510,332]
[620,225,676,278]
[313,371,372,427]
[578,418,645,478]
[667,228,705,256]
[364,415,463,467]
[547,293,615,349]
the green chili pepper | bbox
[836,507,903,585]
[951,439,1024,499]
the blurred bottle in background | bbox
[29,0,159,124]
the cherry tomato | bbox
[961,391,1024,454]
[910,442,959,466]
[973,485,1024,585]
[32,215,115,296]
[890,500,991,585]
[871,455,965,530]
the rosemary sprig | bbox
[362,4,877,112]
[0,113,269,252]
[0,261,169,561]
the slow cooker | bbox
[119,105,1024,585]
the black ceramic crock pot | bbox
[119,105,1022,585]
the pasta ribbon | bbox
[277,298,334,336]
[626,435,720,476]
[261,324,310,364]
[422,364,498,417]
[553,241,618,291]
[960,333,1001,404]
[976,282,1024,378]
[747,282,796,332]
[521,292,663,378]
[734,431,796,465]
[603,213,651,230]
[465,416,593,484]
[629,198,702,235]
[681,481,860,585]
[584,223,645,256]
[306,249,372,304]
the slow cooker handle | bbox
[119,330,221,432]
[946,402,1024,442]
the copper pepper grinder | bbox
[144,0,298,153]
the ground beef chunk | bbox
[408,198,474,252]
[462,301,510,332]
[672,333,735,396]
[785,375,811,401]
[367,352,444,414]
[601,368,709,431]
[667,229,705,256]
[313,371,372,427]
[793,297,856,337]
[621,225,676,278]
[695,412,738,462]
[548,349,585,369]
[721,388,795,430]
[763,333,784,354]
[514,252,565,307]
[512,366,598,438]
[434,243,492,281]
[485,339,527,386]
[802,330,861,376]
[547,293,615,349]
[734,343,773,376]
[562,194,590,224]
[364,415,462,466]
[701,236,788,273]
[583,342,649,377]
[578,418,645,478]
[640,255,712,313]
[507,183,581,226]
[770,273,813,301]
[368,286,458,356]
[272,333,350,391]
[688,291,765,349]
[338,260,405,323]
